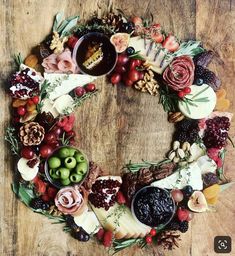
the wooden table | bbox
[0,0,235,255]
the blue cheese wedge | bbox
[178,84,216,119]
[128,36,173,74]
[44,73,96,100]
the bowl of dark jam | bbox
[131,186,175,228]
[72,32,117,76]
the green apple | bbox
[75,162,88,175]
[70,173,83,183]
[74,152,86,163]
[60,178,71,186]
[49,169,60,179]
[58,147,70,158]
[57,167,70,179]
[48,157,61,169]
[64,157,76,169]
[68,148,76,157]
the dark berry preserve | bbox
[132,186,175,227]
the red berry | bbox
[129,59,142,70]
[183,87,191,94]
[17,106,26,116]
[85,83,96,92]
[103,230,113,247]
[123,77,134,87]
[39,144,53,158]
[57,117,69,127]
[35,179,47,194]
[69,138,76,146]
[32,95,39,104]
[41,194,50,202]
[177,207,190,222]
[67,35,78,49]
[21,147,35,159]
[63,123,73,132]
[96,228,105,241]
[74,86,86,97]
[178,91,185,99]
[110,73,121,85]
[145,235,152,244]
[117,191,126,204]
[27,99,34,105]
[66,130,76,138]
[149,228,157,236]
[67,114,75,125]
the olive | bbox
[182,185,194,197]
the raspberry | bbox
[96,228,105,241]
[117,191,126,204]
[103,230,113,247]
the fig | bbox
[188,191,208,212]
[110,33,130,53]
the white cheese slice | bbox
[128,36,173,74]
[151,161,203,190]
[53,94,75,114]
[197,155,217,174]
[44,73,97,100]
[17,157,39,181]
[74,211,100,234]
[178,84,216,119]
[40,98,59,118]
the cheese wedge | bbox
[74,211,100,234]
[128,36,173,74]
[90,203,150,239]
[44,73,97,100]
[178,84,216,119]
[197,155,217,174]
[40,98,59,118]
[53,94,75,114]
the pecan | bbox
[168,112,185,123]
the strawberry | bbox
[41,194,50,202]
[162,35,179,52]
[103,230,113,247]
[57,116,69,127]
[150,24,164,43]
[34,179,47,194]
[96,228,105,241]
[177,208,189,222]
[47,186,58,200]
[117,191,126,204]
[67,35,78,49]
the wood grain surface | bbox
[0,0,235,255]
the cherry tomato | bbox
[114,65,126,73]
[178,91,185,99]
[32,95,39,104]
[21,147,35,159]
[117,54,129,65]
[110,73,121,85]
[129,59,142,70]
[183,87,191,94]
[85,83,96,92]
[17,106,26,116]
[44,132,57,145]
[74,86,86,97]
[128,69,140,82]
[39,144,53,158]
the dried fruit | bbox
[168,112,185,123]
[116,191,126,204]
[194,50,214,67]
[188,191,208,212]
[203,184,220,200]
[110,33,130,53]
[12,99,27,108]
[24,54,38,68]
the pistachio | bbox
[168,151,176,161]
[173,141,180,150]
[177,148,185,158]
[173,157,180,163]
[182,142,191,151]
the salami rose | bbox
[163,56,195,91]
[55,186,88,215]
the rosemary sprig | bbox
[73,89,98,108]
[37,80,51,112]
[5,127,20,156]
[59,132,71,146]
[112,238,144,255]
[158,85,179,112]
[191,85,210,99]
[14,53,23,69]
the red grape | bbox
[117,54,129,65]
[44,132,57,145]
[128,69,140,82]
[171,189,184,202]
[17,106,26,116]
[129,59,142,70]
[138,71,144,80]
[123,77,133,87]
[110,73,121,85]
[74,86,86,97]
[85,83,96,92]
[51,126,62,136]
[114,65,126,73]
[21,147,35,159]
[39,144,53,158]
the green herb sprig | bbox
[5,127,20,156]
[73,89,98,108]
[173,40,205,57]
[158,85,179,112]
[14,53,23,69]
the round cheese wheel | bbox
[178,84,216,119]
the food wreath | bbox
[4,11,234,255]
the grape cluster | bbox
[88,179,121,210]
[203,116,230,148]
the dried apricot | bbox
[216,98,230,111]
[12,99,27,108]
[203,184,220,200]
[207,196,218,205]
[26,103,36,112]
[216,88,226,99]
[24,54,38,68]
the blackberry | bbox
[176,119,198,131]
[179,221,189,233]
[174,132,188,143]
[65,215,79,230]
[167,221,180,231]
[188,129,199,144]
[41,202,50,210]
[72,228,90,242]
[30,198,44,209]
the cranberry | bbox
[85,83,96,92]
[74,86,86,97]
[17,106,26,116]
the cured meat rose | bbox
[42,48,78,73]
[163,55,195,91]
[55,186,88,215]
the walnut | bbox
[50,31,68,54]
[19,122,45,146]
